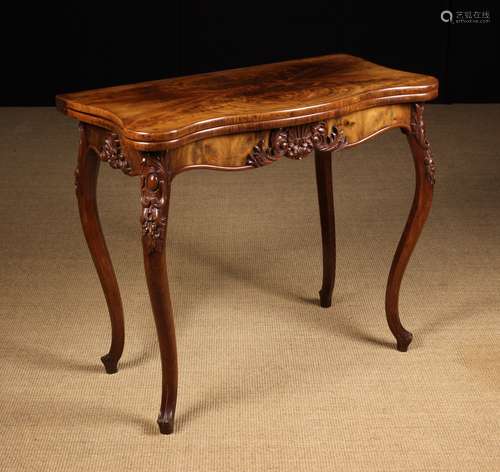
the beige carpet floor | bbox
[0,106,499,471]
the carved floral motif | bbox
[246,122,347,167]
[140,152,170,253]
[409,104,436,185]
[99,133,132,175]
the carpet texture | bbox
[0,106,499,471]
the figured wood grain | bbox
[328,104,411,148]
[56,54,437,149]
[168,104,411,175]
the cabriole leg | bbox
[386,104,435,352]
[75,124,125,373]
[140,152,178,434]
[314,149,336,308]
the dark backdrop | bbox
[2,1,498,105]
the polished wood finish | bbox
[56,54,437,150]
[166,104,411,176]
[247,122,346,166]
[57,54,437,434]
[386,104,435,351]
[315,149,336,308]
[75,124,125,374]
[140,152,177,434]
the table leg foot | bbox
[386,104,434,352]
[396,330,413,352]
[157,410,175,434]
[315,149,336,309]
[319,289,332,308]
[100,354,119,374]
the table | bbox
[56,54,438,434]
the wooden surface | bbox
[315,149,336,309]
[167,104,410,175]
[59,55,438,434]
[56,54,437,149]
[75,124,125,374]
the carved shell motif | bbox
[99,133,132,175]
[247,122,347,167]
